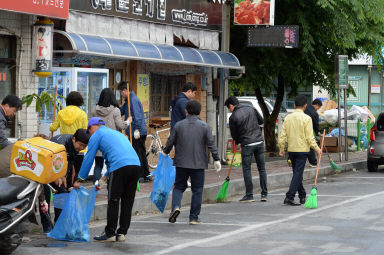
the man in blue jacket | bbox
[74,117,141,242]
[118,81,151,182]
[170,82,197,131]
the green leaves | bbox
[22,91,65,113]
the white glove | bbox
[214,161,222,172]
[124,119,132,126]
[134,129,140,139]
[161,151,168,157]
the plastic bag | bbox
[52,193,69,210]
[48,186,98,242]
[323,109,342,124]
[150,154,176,213]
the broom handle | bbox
[127,83,132,144]
[227,144,237,178]
[314,130,326,186]
[50,84,58,138]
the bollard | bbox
[357,118,361,151]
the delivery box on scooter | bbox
[10,137,67,184]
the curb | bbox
[91,159,367,221]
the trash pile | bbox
[318,100,375,152]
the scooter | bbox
[0,174,42,254]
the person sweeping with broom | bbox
[278,95,321,206]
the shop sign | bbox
[0,73,6,82]
[0,0,69,19]
[137,74,149,123]
[371,84,380,94]
[234,0,275,26]
[32,20,54,77]
[70,0,222,31]
[248,26,299,48]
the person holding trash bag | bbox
[39,129,90,233]
[74,117,141,242]
[162,100,221,225]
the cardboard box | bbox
[10,137,68,184]
[323,137,345,153]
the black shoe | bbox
[261,195,268,202]
[283,197,300,206]
[94,232,116,242]
[300,197,306,204]
[239,195,255,202]
[143,175,153,182]
[169,208,180,223]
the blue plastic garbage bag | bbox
[48,186,98,242]
[53,193,69,210]
[150,154,176,213]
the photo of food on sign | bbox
[234,0,271,25]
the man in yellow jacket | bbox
[278,95,321,206]
[50,91,88,135]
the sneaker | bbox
[94,232,116,242]
[239,195,255,203]
[169,208,180,223]
[143,175,153,182]
[189,219,202,225]
[308,164,316,168]
[261,196,268,202]
[116,234,126,242]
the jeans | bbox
[132,135,150,178]
[308,148,317,165]
[172,167,204,221]
[286,152,309,200]
[241,142,268,197]
[93,156,104,183]
[105,165,140,236]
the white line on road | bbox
[344,177,384,179]
[267,193,360,198]
[133,220,248,227]
[150,190,384,255]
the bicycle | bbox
[146,123,170,169]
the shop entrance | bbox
[150,74,185,118]
[0,35,16,137]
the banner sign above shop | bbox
[70,0,222,31]
[0,0,69,19]
[248,26,299,48]
[234,0,275,26]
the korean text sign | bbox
[137,74,150,123]
[0,0,69,19]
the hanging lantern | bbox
[32,18,54,77]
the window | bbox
[150,74,185,117]
[347,80,359,101]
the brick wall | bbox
[0,11,38,138]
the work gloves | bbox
[214,161,222,172]
[124,116,132,126]
[134,129,140,139]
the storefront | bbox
[0,0,69,138]
[40,0,243,138]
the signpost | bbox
[335,55,349,161]
[248,26,299,48]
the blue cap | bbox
[87,117,106,133]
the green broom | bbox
[323,144,341,171]
[304,130,325,209]
[137,181,141,192]
[216,145,237,203]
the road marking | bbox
[150,190,384,255]
[344,177,384,179]
[132,220,248,227]
[267,193,360,198]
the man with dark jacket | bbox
[118,81,151,182]
[304,99,322,166]
[0,95,22,149]
[170,82,197,131]
[163,100,221,225]
[225,96,268,202]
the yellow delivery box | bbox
[10,137,68,184]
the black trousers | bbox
[132,135,150,178]
[286,152,309,200]
[105,165,140,236]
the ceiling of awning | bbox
[53,30,244,71]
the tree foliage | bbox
[230,0,384,152]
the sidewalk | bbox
[87,151,367,221]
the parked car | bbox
[367,113,384,172]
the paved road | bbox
[16,169,384,255]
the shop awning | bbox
[54,31,244,71]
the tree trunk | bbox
[38,111,41,135]
[255,74,285,152]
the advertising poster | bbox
[137,74,150,123]
[371,84,380,94]
[32,24,53,73]
[234,0,275,25]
